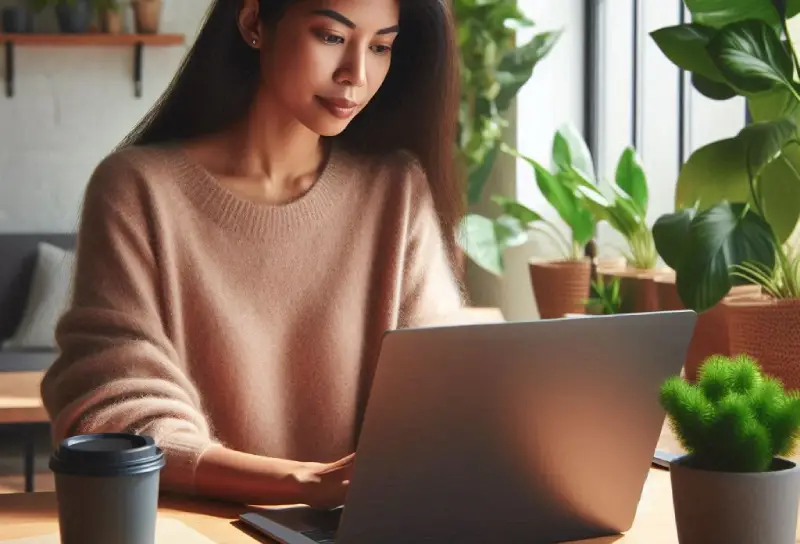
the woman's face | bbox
[252,0,400,137]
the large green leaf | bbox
[685,0,788,29]
[552,123,596,183]
[675,202,776,312]
[458,213,527,276]
[676,138,752,210]
[653,208,698,271]
[615,147,648,215]
[495,30,562,112]
[650,23,723,81]
[467,142,499,205]
[748,86,800,123]
[757,143,800,242]
[736,117,798,176]
[692,72,738,100]
[707,19,793,95]
[675,132,800,242]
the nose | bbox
[334,46,367,88]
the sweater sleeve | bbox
[40,152,216,494]
[397,157,466,328]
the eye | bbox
[315,30,345,45]
[371,44,392,56]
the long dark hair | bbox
[119,0,463,271]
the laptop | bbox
[240,310,696,543]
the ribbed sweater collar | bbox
[163,140,355,240]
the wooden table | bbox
[0,372,48,493]
[1,425,794,544]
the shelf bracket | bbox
[4,41,13,98]
[133,41,143,98]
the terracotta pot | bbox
[594,256,627,276]
[528,259,591,319]
[132,0,161,34]
[724,296,800,390]
[100,9,122,34]
[655,277,761,382]
[604,267,666,314]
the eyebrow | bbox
[311,9,400,35]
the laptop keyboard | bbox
[301,528,337,543]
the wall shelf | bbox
[0,33,186,98]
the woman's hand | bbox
[292,453,355,509]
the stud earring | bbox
[252,39,258,46]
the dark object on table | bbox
[1,6,34,33]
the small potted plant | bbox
[29,0,92,33]
[660,354,800,544]
[130,0,161,34]
[95,0,121,33]
[573,143,663,313]
[459,124,599,319]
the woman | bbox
[40,0,465,509]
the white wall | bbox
[0,0,211,233]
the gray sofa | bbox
[0,234,76,372]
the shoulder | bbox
[82,144,178,212]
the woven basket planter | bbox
[655,275,760,382]
[529,259,591,319]
[723,295,800,390]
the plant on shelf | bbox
[28,0,93,34]
[649,0,800,388]
[453,0,560,207]
[659,353,800,543]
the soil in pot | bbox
[55,0,93,33]
[528,259,591,319]
[724,296,800,390]
[132,0,162,34]
[655,277,760,382]
[670,455,800,544]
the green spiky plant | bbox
[660,354,800,473]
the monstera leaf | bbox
[654,202,777,312]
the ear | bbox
[237,0,262,49]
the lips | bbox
[316,96,360,119]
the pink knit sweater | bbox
[40,142,465,492]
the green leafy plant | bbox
[458,124,596,275]
[584,275,622,315]
[572,145,656,270]
[660,353,800,473]
[454,0,560,205]
[649,0,800,312]
[29,0,118,12]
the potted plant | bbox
[29,0,92,33]
[649,0,800,387]
[95,0,120,33]
[581,274,622,316]
[131,0,160,34]
[660,354,800,543]
[1,1,35,33]
[571,141,663,313]
[460,125,597,319]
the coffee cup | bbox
[50,433,166,544]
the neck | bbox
[217,91,326,186]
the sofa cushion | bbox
[3,242,75,350]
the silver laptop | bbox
[240,311,696,543]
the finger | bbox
[319,453,355,474]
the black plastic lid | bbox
[49,433,166,478]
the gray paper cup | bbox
[50,433,166,544]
